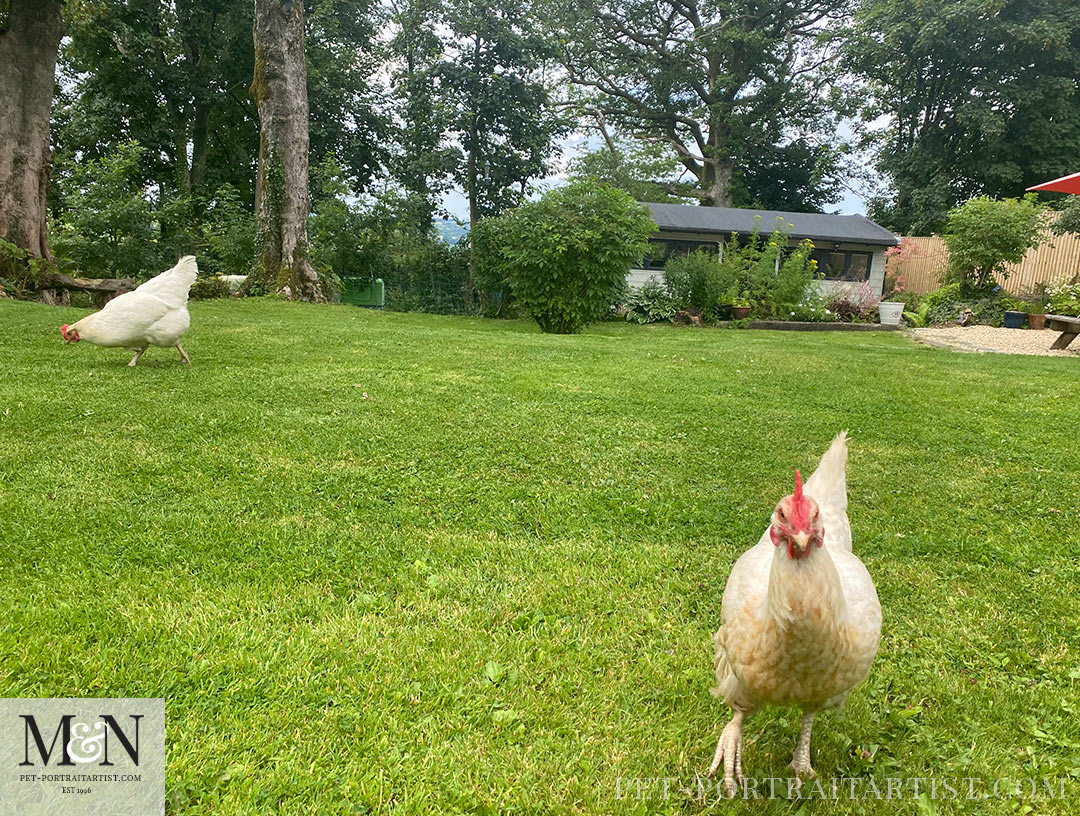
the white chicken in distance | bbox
[60,256,198,366]
[709,432,880,795]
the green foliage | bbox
[567,141,698,205]
[1045,279,1080,316]
[662,222,820,321]
[440,0,566,220]
[0,238,53,296]
[50,140,158,278]
[943,196,1045,292]
[912,282,1016,326]
[199,185,257,278]
[1051,197,1080,238]
[624,277,677,324]
[554,0,848,209]
[491,181,657,333]
[469,216,517,318]
[662,249,733,320]
[189,274,230,300]
[845,0,1080,234]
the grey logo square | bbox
[0,698,164,816]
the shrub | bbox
[469,216,517,318]
[1045,279,1080,316]
[494,180,657,334]
[662,248,733,319]
[943,195,1045,292]
[915,282,1015,326]
[625,277,677,324]
[189,274,230,300]
[827,281,878,323]
[1051,198,1080,238]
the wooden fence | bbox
[892,228,1080,295]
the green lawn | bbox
[1,298,1079,815]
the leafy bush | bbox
[625,277,677,324]
[663,221,819,321]
[943,195,1045,292]
[1051,198,1080,238]
[914,282,1015,326]
[662,248,733,319]
[469,216,517,318]
[490,180,657,334]
[189,275,230,300]
[1045,279,1080,316]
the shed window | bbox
[811,249,873,281]
[643,238,721,270]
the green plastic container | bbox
[342,277,384,308]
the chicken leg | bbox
[707,709,745,796]
[789,711,817,780]
[127,347,147,367]
[176,344,190,364]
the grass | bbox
[1,297,1079,815]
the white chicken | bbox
[708,432,880,794]
[60,256,198,366]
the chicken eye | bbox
[777,509,787,521]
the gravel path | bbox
[911,326,1078,357]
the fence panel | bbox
[894,229,1080,295]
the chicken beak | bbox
[791,531,811,554]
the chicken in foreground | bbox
[60,256,198,366]
[708,432,880,794]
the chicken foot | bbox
[127,347,147,367]
[789,711,817,781]
[707,709,744,796]
[176,344,190,364]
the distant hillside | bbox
[435,219,468,245]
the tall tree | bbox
[54,0,258,207]
[0,0,64,259]
[440,0,565,225]
[251,0,323,300]
[845,0,1080,234]
[553,0,847,209]
[387,0,458,231]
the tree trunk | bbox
[708,160,734,207]
[251,0,324,302]
[0,0,63,260]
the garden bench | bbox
[1045,314,1080,350]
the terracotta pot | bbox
[1028,313,1045,330]
[731,306,751,319]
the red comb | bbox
[790,469,810,530]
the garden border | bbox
[713,320,901,331]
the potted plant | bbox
[731,296,751,320]
[1024,294,1046,330]
[1003,298,1027,329]
[715,292,733,321]
[877,299,904,325]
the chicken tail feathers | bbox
[134,256,198,308]
[805,431,847,510]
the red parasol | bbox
[1027,171,1080,194]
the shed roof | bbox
[644,203,900,247]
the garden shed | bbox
[631,203,900,297]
